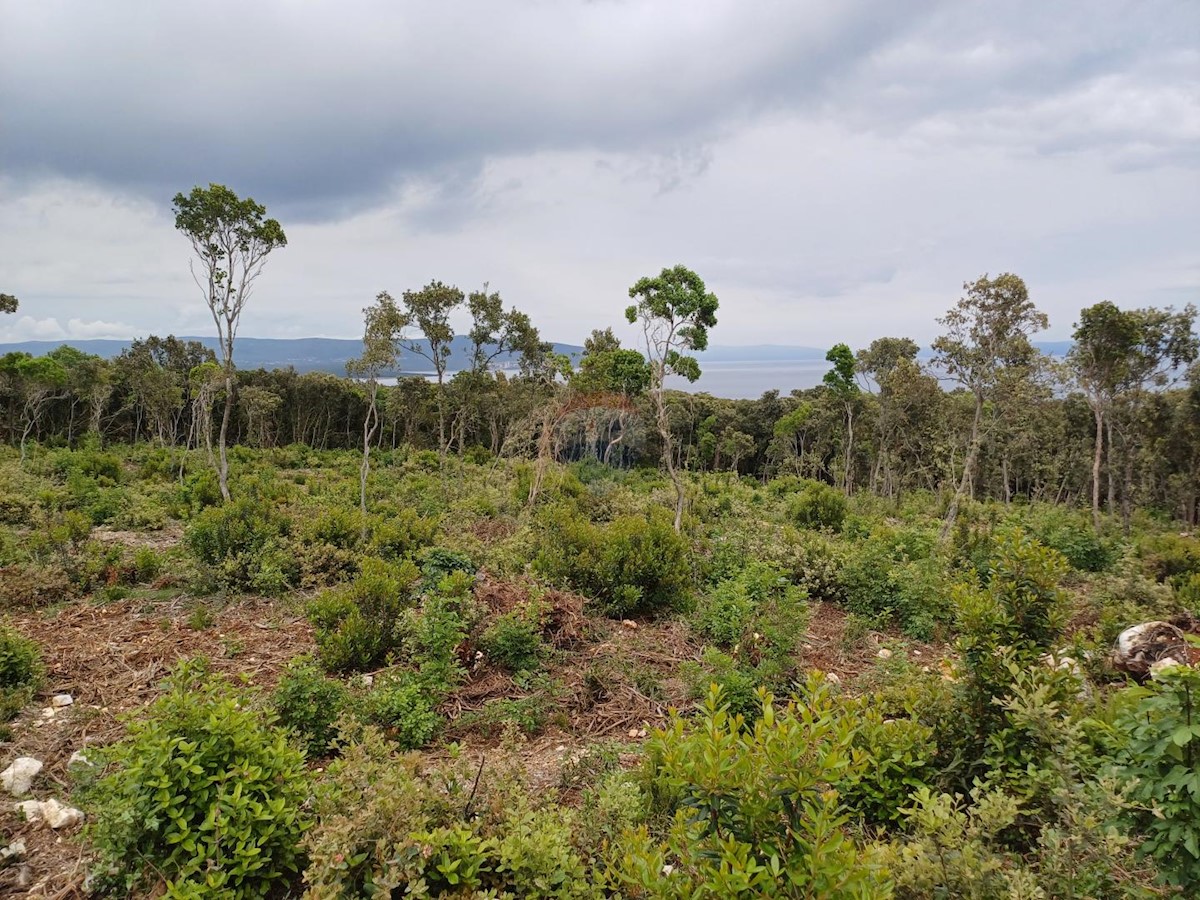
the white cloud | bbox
[0,1,1196,351]
[0,315,136,343]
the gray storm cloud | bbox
[0,0,1196,346]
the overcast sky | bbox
[1,0,1196,350]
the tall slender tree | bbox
[626,264,719,531]
[172,184,286,501]
[1069,302,1143,528]
[823,343,860,494]
[401,281,463,458]
[933,273,1048,541]
[347,292,408,533]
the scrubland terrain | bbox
[0,442,1198,897]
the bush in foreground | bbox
[86,660,309,898]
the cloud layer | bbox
[1,0,1196,348]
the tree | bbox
[0,293,17,314]
[823,343,860,494]
[856,337,921,496]
[717,427,754,474]
[347,292,408,532]
[932,273,1048,541]
[466,283,548,374]
[856,337,919,385]
[626,264,719,531]
[0,353,68,461]
[1097,304,1198,530]
[770,403,815,476]
[401,280,463,458]
[1069,302,1144,528]
[239,386,283,448]
[452,283,550,451]
[172,184,287,501]
[568,329,651,465]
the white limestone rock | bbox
[1,757,42,796]
[41,798,84,829]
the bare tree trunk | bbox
[217,373,233,502]
[527,402,557,507]
[940,393,982,543]
[360,383,379,540]
[1091,405,1104,530]
[844,404,855,496]
[1121,438,1134,536]
[653,386,685,531]
[1105,419,1116,514]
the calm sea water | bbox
[380,360,831,400]
[666,360,830,399]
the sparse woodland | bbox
[0,191,1199,897]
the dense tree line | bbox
[4,185,1197,526]
[2,291,1195,524]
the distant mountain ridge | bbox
[0,335,1076,374]
[0,336,586,375]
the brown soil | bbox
[90,522,185,552]
[0,586,942,896]
[0,595,314,897]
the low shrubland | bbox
[0,443,1197,896]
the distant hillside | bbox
[0,336,1075,374]
[0,336,585,375]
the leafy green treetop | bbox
[172,183,287,502]
[626,264,719,531]
[824,342,860,493]
[933,273,1048,540]
[402,280,463,455]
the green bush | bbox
[1025,507,1115,572]
[172,468,222,517]
[786,479,847,531]
[1114,663,1200,888]
[781,527,847,603]
[882,784,1161,899]
[308,558,420,673]
[131,546,164,583]
[0,623,43,724]
[694,562,808,665]
[290,507,366,586]
[841,709,938,828]
[86,660,309,898]
[681,648,765,723]
[534,505,692,617]
[370,508,439,560]
[1138,531,1200,584]
[272,659,351,757]
[184,497,293,593]
[839,527,953,639]
[419,546,476,587]
[610,681,883,897]
[362,672,442,750]
[953,530,1070,782]
[303,726,595,898]
[480,604,547,674]
[410,572,473,688]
